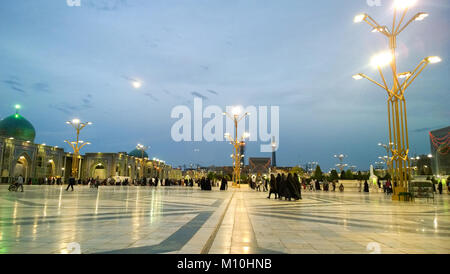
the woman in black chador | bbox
[315,180,321,191]
[280,174,290,200]
[276,174,282,199]
[267,174,278,199]
[286,173,300,201]
[294,173,302,200]
[205,178,212,190]
[220,176,228,190]
[363,180,369,193]
[200,177,206,190]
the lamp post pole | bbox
[353,1,442,199]
[65,119,92,179]
[136,144,149,179]
[223,107,250,188]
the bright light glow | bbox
[398,72,412,79]
[370,51,393,68]
[428,154,433,158]
[71,119,80,124]
[87,122,93,125]
[393,0,417,9]
[15,104,21,109]
[231,106,242,116]
[243,132,250,139]
[354,13,366,23]
[132,81,142,89]
[352,74,363,80]
[224,132,230,137]
[415,12,429,21]
[372,26,387,33]
[425,56,442,64]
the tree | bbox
[330,169,339,181]
[340,170,346,180]
[356,171,362,180]
[207,172,216,180]
[345,169,354,180]
[313,165,323,181]
[290,166,305,176]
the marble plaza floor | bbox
[0,185,449,254]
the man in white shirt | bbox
[17,175,24,192]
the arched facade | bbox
[0,137,65,184]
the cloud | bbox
[144,92,159,102]
[32,82,51,93]
[207,89,218,95]
[3,77,26,93]
[11,86,26,93]
[191,92,208,100]
[49,94,93,114]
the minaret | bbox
[271,136,277,167]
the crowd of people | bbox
[248,173,303,201]
[7,173,450,196]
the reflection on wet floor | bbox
[0,185,449,254]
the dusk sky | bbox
[1,0,449,170]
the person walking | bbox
[17,175,24,192]
[294,173,302,200]
[438,180,443,195]
[267,174,278,199]
[66,176,76,191]
[363,180,369,193]
[220,176,228,190]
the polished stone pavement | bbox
[0,185,449,254]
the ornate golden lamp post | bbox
[136,143,149,178]
[223,106,250,188]
[65,119,92,178]
[352,0,442,199]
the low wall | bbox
[338,180,384,193]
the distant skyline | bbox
[1,0,449,170]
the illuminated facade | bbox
[429,126,450,175]
[0,108,178,183]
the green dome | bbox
[129,149,148,158]
[0,113,36,142]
